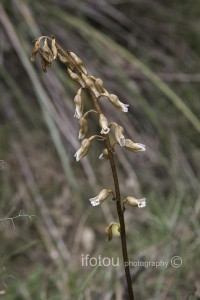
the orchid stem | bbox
[89,90,135,300]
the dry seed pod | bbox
[69,51,87,74]
[105,222,120,241]
[89,189,113,206]
[78,116,88,140]
[31,39,40,62]
[51,38,58,60]
[67,67,85,87]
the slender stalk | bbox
[89,91,134,300]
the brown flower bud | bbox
[111,122,125,146]
[31,39,40,62]
[74,138,91,161]
[105,222,120,241]
[99,148,109,159]
[74,88,84,119]
[78,116,88,140]
[67,67,85,87]
[124,139,146,152]
[99,114,110,134]
[43,38,53,61]
[69,51,87,74]
[51,38,58,60]
[39,50,52,64]
[95,78,105,93]
[57,53,69,65]
[108,94,129,112]
[81,74,100,97]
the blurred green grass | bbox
[0,0,200,299]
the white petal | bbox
[121,102,129,112]
[99,153,104,159]
[74,108,82,119]
[78,131,84,140]
[138,198,146,208]
[74,149,81,161]
[92,202,100,206]
[89,197,100,206]
[89,196,99,202]
[134,143,146,151]
[118,136,125,147]
[100,127,110,134]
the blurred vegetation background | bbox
[0,0,200,299]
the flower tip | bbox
[92,202,100,206]
[100,127,110,135]
[78,133,83,140]
[139,203,146,208]
[122,106,129,112]
[74,153,80,161]
[138,198,146,208]
[119,138,125,147]
[74,113,81,119]
[89,198,100,206]
[138,144,146,151]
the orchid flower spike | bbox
[108,94,129,112]
[99,148,109,159]
[78,116,89,140]
[123,196,146,208]
[74,138,91,161]
[74,88,84,119]
[89,189,113,206]
[99,114,110,134]
[124,139,146,152]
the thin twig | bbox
[0,212,36,230]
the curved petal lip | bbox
[101,127,110,134]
